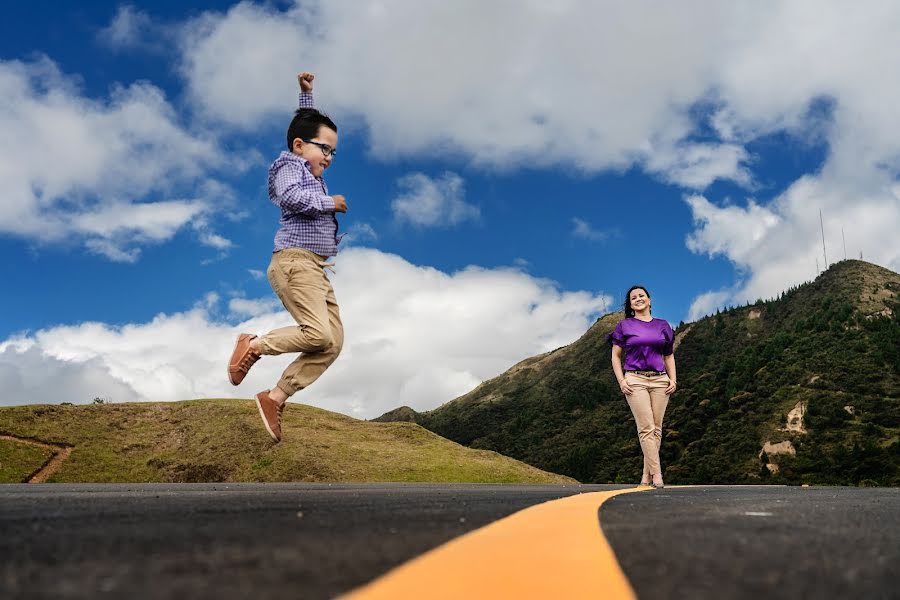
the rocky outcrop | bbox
[783,401,807,433]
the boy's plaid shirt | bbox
[267,91,340,256]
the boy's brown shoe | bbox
[255,390,283,442]
[228,334,260,386]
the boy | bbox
[227,71,348,442]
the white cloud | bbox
[171,1,900,318]
[686,289,733,322]
[686,195,781,264]
[228,297,280,319]
[684,174,900,317]
[178,2,315,129]
[97,5,159,51]
[571,218,610,242]
[174,1,765,186]
[392,172,479,227]
[0,249,610,418]
[0,344,141,406]
[645,143,753,189]
[0,57,240,260]
[341,222,378,246]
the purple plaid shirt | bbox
[268,91,340,256]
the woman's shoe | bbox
[637,480,651,488]
[651,474,665,488]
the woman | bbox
[610,285,677,488]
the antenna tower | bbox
[842,227,847,261]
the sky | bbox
[2,1,899,418]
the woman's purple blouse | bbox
[610,317,675,372]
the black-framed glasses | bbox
[303,140,337,158]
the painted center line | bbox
[342,488,646,600]
[743,511,774,517]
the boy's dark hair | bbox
[286,108,337,150]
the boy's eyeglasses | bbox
[303,140,337,158]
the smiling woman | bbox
[609,285,677,489]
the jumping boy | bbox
[227,71,347,442]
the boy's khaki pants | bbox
[624,372,671,478]
[259,248,344,398]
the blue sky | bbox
[2,2,898,417]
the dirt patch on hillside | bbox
[674,324,694,351]
[0,434,72,483]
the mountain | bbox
[376,260,900,486]
[0,399,573,484]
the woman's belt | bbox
[625,370,667,376]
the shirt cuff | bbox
[298,91,315,109]
[321,195,335,213]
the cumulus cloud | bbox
[169,1,900,189]
[684,174,900,318]
[0,343,141,407]
[0,249,610,417]
[228,297,280,319]
[392,172,479,227]
[175,0,751,185]
[178,2,316,128]
[645,143,753,190]
[0,57,241,260]
[173,2,900,306]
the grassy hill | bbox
[377,260,900,486]
[0,400,574,484]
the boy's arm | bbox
[298,71,315,108]
[271,162,335,216]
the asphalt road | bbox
[1,483,897,599]
[601,486,900,600]
[0,483,612,599]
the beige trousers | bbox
[259,248,344,397]
[624,372,670,478]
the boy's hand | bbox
[298,72,314,92]
[332,194,348,213]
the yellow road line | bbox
[341,488,645,600]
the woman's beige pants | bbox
[259,248,344,398]
[624,372,670,478]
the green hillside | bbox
[378,260,900,486]
[0,400,573,484]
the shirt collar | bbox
[283,151,321,180]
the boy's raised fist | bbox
[332,194,348,213]
[298,72,315,92]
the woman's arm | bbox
[664,353,677,395]
[611,345,634,396]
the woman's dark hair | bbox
[286,108,337,150]
[623,285,651,318]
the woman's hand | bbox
[619,379,634,396]
[665,379,677,395]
